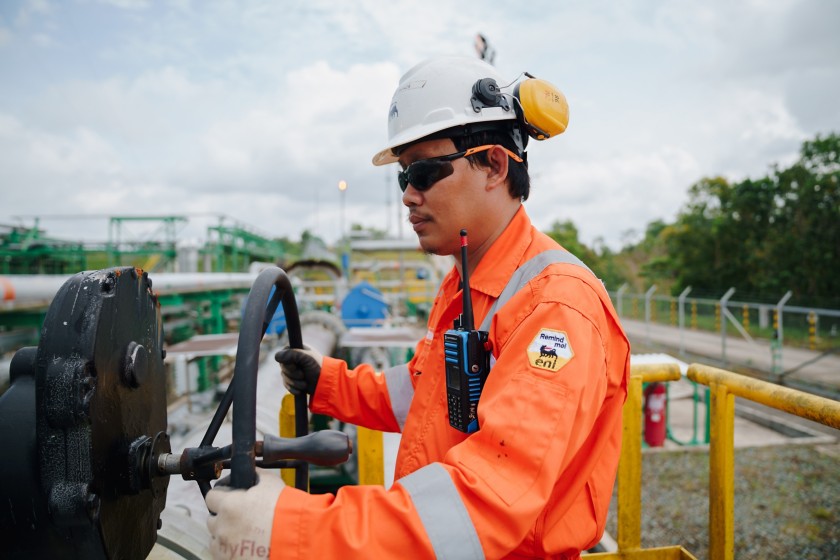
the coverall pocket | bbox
[466,374,568,506]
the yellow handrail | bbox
[686,363,840,560]
[617,363,682,551]
[279,393,299,488]
[688,363,840,429]
[357,426,385,485]
[589,361,696,558]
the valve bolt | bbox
[123,342,149,389]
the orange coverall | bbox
[271,207,630,559]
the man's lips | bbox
[409,213,432,232]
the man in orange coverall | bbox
[206,55,630,560]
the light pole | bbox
[338,180,348,277]
[338,180,347,241]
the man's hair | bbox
[452,127,530,201]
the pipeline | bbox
[0,272,260,307]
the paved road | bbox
[620,318,840,397]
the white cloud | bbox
[0,114,123,178]
[15,0,52,26]
[31,31,53,47]
[0,114,133,240]
[729,90,803,143]
[94,0,150,10]
[1,0,838,249]
[527,144,701,249]
[686,87,807,182]
[180,60,399,196]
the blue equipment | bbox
[340,281,388,328]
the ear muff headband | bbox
[513,78,569,140]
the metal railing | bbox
[592,362,840,560]
[614,287,840,348]
[588,363,697,559]
[612,286,840,376]
[686,363,840,560]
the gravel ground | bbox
[604,443,840,559]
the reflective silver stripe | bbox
[384,363,414,430]
[478,249,594,332]
[399,463,484,559]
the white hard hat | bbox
[371,55,522,166]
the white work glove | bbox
[274,346,323,396]
[205,470,286,560]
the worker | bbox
[206,55,630,560]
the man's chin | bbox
[417,238,456,258]
[414,229,460,257]
[416,236,442,256]
[418,242,439,256]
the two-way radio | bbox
[444,230,491,433]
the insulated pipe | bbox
[301,323,341,356]
[296,309,347,358]
[0,275,67,304]
[0,273,259,306]
[143,273,259,295]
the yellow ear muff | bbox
[514,78,569,140]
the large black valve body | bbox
[0,267,169,559]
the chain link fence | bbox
[610,286,840,371]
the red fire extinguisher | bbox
[644,382,667,447]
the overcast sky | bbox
[1,0,838,251]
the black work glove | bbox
[274,346,323,396]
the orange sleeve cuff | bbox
[270,486,303,560]
[269,480,435,559]
[270,486,334,560]
[309,355,341,415]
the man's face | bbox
[398,138,490,257]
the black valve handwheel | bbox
[197,266,309,492]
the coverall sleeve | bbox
[268,283,623,559]
[308,340,423,433]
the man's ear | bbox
[485,145,510,191]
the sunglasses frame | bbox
[397,144,523,193]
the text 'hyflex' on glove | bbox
[205,470,286,560]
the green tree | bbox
[767,134,840,303]
[545,220,629,289]
[655,133,840,305]
[546,220,597,263]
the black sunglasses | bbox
[397,144,523,193]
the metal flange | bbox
[0,267,169,560]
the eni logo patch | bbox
[527,329,573,372]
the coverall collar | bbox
[466,205,532,299]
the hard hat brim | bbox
[371,114,520,167]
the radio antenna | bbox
[460,229,475,331]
